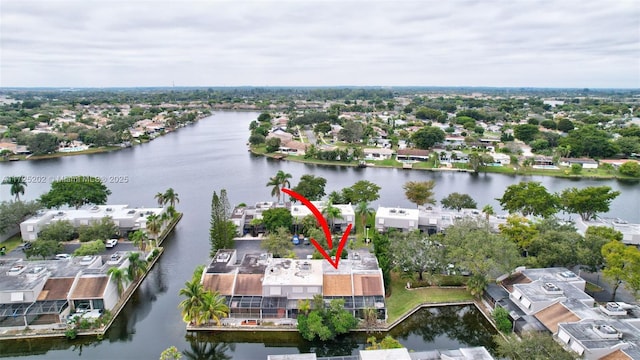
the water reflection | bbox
[184,334,234,360]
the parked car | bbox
[75,303,91,313]
[106,238,118,248]
[20,242,32,251]
[55,253,72,260]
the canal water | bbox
[0,111,638,359]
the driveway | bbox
[577,268,637,304]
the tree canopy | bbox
[440,192,477,211]
[261,226,294,258]
[403,180,436,207]
[40,177,111,209]
[559,186,620,221]
[390,231,445,281]
[261,207,293,232]
[497,181,558,217]
[292,174,327,201]
[410,126,445,149]
[297,296,358,341]
[341,180,381,204]
[209,189,236,255]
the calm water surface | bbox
[0,112,638,359]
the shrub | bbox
[65,328,78,340]
[493,307,512,334]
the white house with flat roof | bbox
[20,205,165,241]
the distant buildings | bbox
[374,206,506,234]
[231,201,355,236]
[20,205,166,241]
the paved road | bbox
[304,129,317,145]
[576,267,637,304]
[5,241,139,260]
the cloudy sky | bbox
[1,0,638,88]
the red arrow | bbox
[282,188,352,269]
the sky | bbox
[1,0,639,88]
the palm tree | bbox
[179,279,206,325]
[2,176,26,201]
[482,205,495,221]
[163,188,179,208]
[154,192,165,207]
[355,201,373,235]
[146,214,162,247]
[126,252,148,282]
[129,230,148,251]
[197,291,229,326]
[266,176,281,203]
[107,267,126,296]
[322,201,343,233]
[266,170,292,203]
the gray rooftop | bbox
[559,319,640,351]
[514,280,591,303]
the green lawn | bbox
[1,235,24,253]
[385,272,473,323]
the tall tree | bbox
[146,213,163,246]
[390,231,445,281]
[2,176,26,201]
[403,180,436,207]
[497,181,558,217]
[154,192,165,207]
[129,229,148,251]
[341,180,381,204]
[482,205,494,220]
[40,176,111,209]
[441,218,520,283]
[602,241,640,301]
[440,192,477,211]
[107,267,126,296]
[266,170,292,203]
[292,174,327,201]
[0,200,41,235]
[179,278,206,325]
[355,201,373,234]
[197,291,229,326]
[322,200,343,232]
[209,189,237,255]
[261,226,294,258]
[559,186,620,221]
[126,252,148,281]
[162,188,180,208]
[410,126,445,149]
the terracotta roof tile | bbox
[202,274,235,296]
[70,276,109,299]
[234,274,263,295]
[323,274,352,296]
[534,303,580,333]
[38,278,75,301]
[353,274,383,296]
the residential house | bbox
[363,148,394,160]
[559,158,599,169]
[0,251,134,330]
[396,149,430,162]
[20,205,166,241]
[266,128,293,144]
[290,201,355,233]
[203,250,386,324]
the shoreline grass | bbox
[385,272,474,323]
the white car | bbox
[55,253,72,260]
[106,239,118,248]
